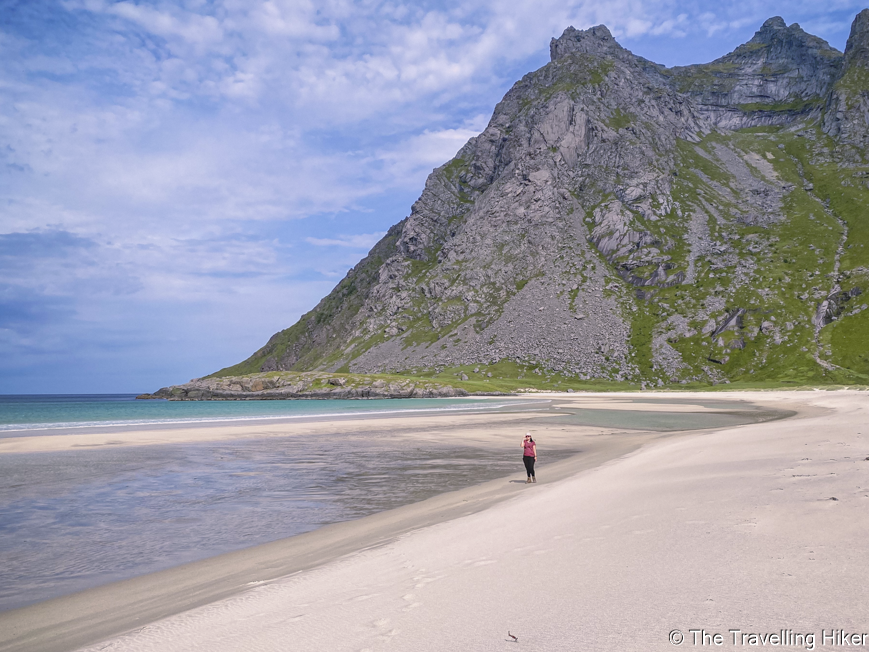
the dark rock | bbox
[711,308,746,338]
[141,373,480,401]
[818,286,863,326]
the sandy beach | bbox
[1,391,866,652]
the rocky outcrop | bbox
[138,373,493,400]
[549,25,628,62]
[816,287,864,327]
[670,17,843,129]
[823,9,869,156]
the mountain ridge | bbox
[148,11,869,399]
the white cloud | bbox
[649,14,689,37]
[375,125,482,186]
[246,0,342,41]
[64,0,225,49]
[306,232,387,249]
[801,17,855,37]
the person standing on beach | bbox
[522,433,537,483]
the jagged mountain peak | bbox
[668,15,843,129]
[549,25,623,62]
[823,9,869,150]
[759,16,787,31]
[734,16,839,60]
[844,8,869,68]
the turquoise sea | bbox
[0,394,513,433]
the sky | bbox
[1,0,866,393]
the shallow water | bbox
[0,432,578,611]
[549,407,784,431]
[0,394,791,612]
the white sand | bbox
[56,390,868,652]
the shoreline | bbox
[0,434,649,652]
[0,400,552,451]
[0,392,823,652]
[0,396,535,439]
[0,392,786,453]
[0,385,822,439]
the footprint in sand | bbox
[370,621,400,644]
[349,593,380,603]
[412,574,440,588]
[402,593,421,611]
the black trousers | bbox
[523,456,535,477]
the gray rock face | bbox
[823,9,869,153]
[203,12,869,390]
[329,24,708,380]
[670,17,843,129]
[549,25,625,61]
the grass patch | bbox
[536,55,614,104]
[829,309,869,377]
[607,108,632,130]
[737,98,824,113]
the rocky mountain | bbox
[157,11,869,398]
[669,17,843,129]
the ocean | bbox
[0,394,558,611]
[0,393,514,433]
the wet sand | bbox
[0,392,831,652]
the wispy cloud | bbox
[306,232,387,249]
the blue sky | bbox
[1,0,865,393]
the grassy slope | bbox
[206,126,869,392]
[788,129,869,379]
[627,126,868,387]
[192,368,866,395]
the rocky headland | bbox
[137,372,521,400]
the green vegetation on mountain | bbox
[152,11,869,399]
